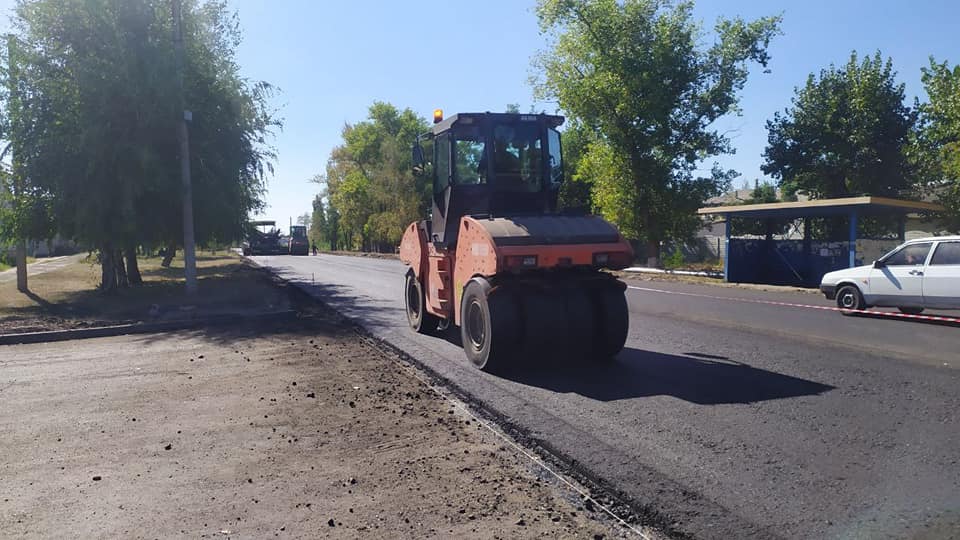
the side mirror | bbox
[412,142,425,176]
[873,259,884,268]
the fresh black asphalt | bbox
[251,253,960,540]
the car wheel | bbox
[898,307,924,315]
[836,284,865,314]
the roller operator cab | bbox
[400,111,634,372]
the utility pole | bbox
[173,0,197,295]
[7,34,27,293]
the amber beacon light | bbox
[433,109,443,124]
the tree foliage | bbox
[556,118,594,211]
[917,58,960,231]
[533,0,780,259]
[728,180,790,237]
[321,102,428,251]
[2,0,278,290]
[0,32,54,250]
[763,51,917,200]
[747,181,778,204]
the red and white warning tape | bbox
[626,286,960,324]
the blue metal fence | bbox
[727,239,850,287]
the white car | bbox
[820,236,960,314]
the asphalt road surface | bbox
[251,254,960,540]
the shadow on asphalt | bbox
[499,347,834,405]
[242,267,837,405]
[278,276,405,329]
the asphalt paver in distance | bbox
[0,313,644,539]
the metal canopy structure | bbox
[249,220,276,227]
[698,196,946,285]
[699,196,944,220]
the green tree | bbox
[308,192,327,249]
[1,32,57,291]
[917,58,960,231]
[728,180,790,236]
[4,0,278,291]
[533,0,780,262]
[556,118,594,211]
[747,180,778,204]
[763,51,918,200]
[323,102,429,252]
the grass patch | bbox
[0,255,37,272]
[0,251,291,333]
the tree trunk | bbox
[15,240,27,293]
[646,239,661,268]
[161,241,176,267]
[114,249,129,288]
[100,244,117,293]
[125,246,142,285]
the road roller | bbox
[400,111,633,371]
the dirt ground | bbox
[0,312,637,539]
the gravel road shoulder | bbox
[0,313,640,539]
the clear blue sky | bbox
[228,0,958,230]
[3,1,958,231]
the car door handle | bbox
[909,269,924,276]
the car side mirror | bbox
[412,142,425,176]
[873,259,885,268]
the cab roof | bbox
[430,112,564,136]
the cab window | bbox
[930,242,960,265]
[453,127,485,185]
[547,128,563,186]
[492,123,542,193]
[433,134,450,195]
[883,243,932,266]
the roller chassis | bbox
[465,271,628,368]
[401,216,631,372]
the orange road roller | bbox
[400,111,633,371]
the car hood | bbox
[821,265,871,284]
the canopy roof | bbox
[698,196,945,220]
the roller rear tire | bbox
[518,289,568,363]
[461,280,520,372]
[405,271,439,334]
[564,289,596,362]
[593,287,628,361]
